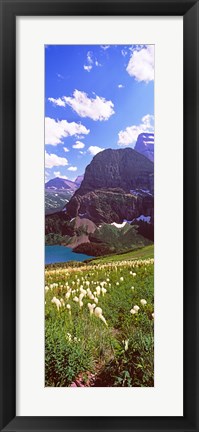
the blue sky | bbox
[45,44,154,182]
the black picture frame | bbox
[0,0,199,431]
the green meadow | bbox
[45,246,154,387]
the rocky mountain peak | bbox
[134,133,154,162]
[77,147,154,196]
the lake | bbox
[45,245,94,264]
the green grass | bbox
[88,244,154,265]
[45,250,154,387]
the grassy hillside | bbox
[88,244,154,265]
[45,253,154,387]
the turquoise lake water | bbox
[45,245,93,264]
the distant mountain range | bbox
[45,148,154,256]
[134,132,154,162]
[45,175,84,215]
[45,175,84,192]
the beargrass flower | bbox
[51,296,62,311]
[140,299,147,305]
[130,308,137,315]
[88,303,96,315]
[94,307,107,326]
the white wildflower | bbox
[96,286,101,296]
[94,307,107,326]
[133,305,140,312]
[65,291,71,300]
[88,303,96,315]
[140,299,147,306]
[66,332,72,342]
[130,308,137,315]
[51,296,61,311]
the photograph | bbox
[45,44,154,387]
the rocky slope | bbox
[74,148,153,195]
[45,148,154,255]
[66,188,153,224]
[64,148,154,223]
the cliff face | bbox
[46,147,154,254]
[76,148,154,195]
[66,188,153,224]
[65,148,154,224]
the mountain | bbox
[75,175,84,187]
[45,175,84,215]
[45,190,73,215]
[65,188,153,224]
[45,148,154,255]
[45,177,78,192]
[134,133,154,162]
[64,148,154,223]
[74,148,153,196]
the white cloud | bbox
[84,51,93,72]
[88,146,105,156]
[72,141,85,149]
[118,84,124,88]
[63,147,69,152]
[84,65,92,72]
[45,151,69,168]
[45,117,90,145]
[121,48,128,57]
[45,171,50,182]
[84,51,101,71]
[62,90,115,121]
[118,114,154,146]
[101,45,110,50]
[126,45,154,83]
[87,51,93,63]
[48,97,65,107]
[53,171,68,179]
[68,166,77,172]
[56,73,64,79]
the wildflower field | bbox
[45,246,154,387]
